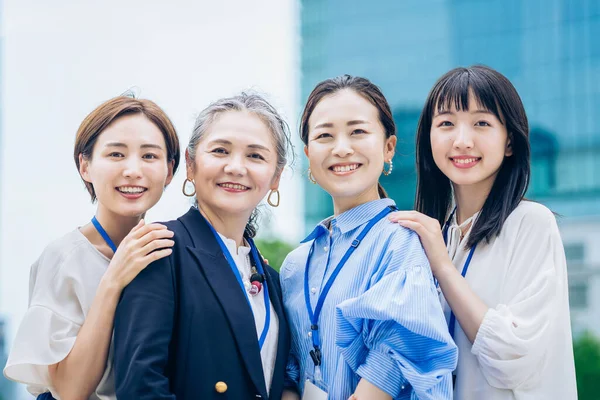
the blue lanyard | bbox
[91,216,117,253]
[205,217,271,350]
[304,205,396,366]
[441,208,477,339]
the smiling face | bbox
[430,91,512,191]
[79,113,174,218]
[188,110,281,220]
[305,89,396,207]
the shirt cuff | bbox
[356,348,407,398]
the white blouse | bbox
[441,201,577,399]
[3,229,116,400]
[218,234,279,393]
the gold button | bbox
[215,381,228,393]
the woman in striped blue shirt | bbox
[280,75,458,400]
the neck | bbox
[332,184,380,216]
[452,178,494,225]
[94,205,142,247]
[198,201,249,248]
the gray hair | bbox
[187,91,293,238]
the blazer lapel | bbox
[180,208,268,398]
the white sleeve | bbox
[3,247,85,395]
[470,207,567,390]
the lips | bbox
[449,156,481,169]
[329,163,362,174]
[217,182,250,191]
[116,186,147,194]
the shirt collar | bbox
[302,198,396,243]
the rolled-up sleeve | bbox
[471,211,561,390]
[335,232,457,400]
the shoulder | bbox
[375,218,424,253]
[34,229,104,277]
[503,200,558,235]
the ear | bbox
[505,136,513,157]
[185,149,195,180]
[270,169,283,191]
[384,135,397,161]
[165,159,175,186]
[304,145,309,158]
[79,153,92,183]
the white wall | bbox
[0,1,301,396]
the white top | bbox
[441,201,577,400]
[3,229,116,400]
[219,233,279,393]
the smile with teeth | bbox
[218,183,250,190]
[330,163,361,173]
[117,186,147,194]
[451,157,481,164]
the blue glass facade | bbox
[300,0,600,228]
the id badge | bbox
[303,379,328,400]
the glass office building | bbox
[300,0,600,335]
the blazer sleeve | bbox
[113,252,177,400]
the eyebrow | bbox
[434,109,494,117]
[313,120,369,129]
[104,142,164,150]
[208,138,271,152]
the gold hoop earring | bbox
[308,169,317,184]
[182,178,196,197]
[382,160,393,176]
[267,189,280,207]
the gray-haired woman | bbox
[112,92,293,399]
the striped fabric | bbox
[280,199,457,400]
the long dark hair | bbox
[300,74,396,198]
[415,65,530,248]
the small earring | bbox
[267,189,280,207]
[308,169,317,184]
[382,160,393,176]
[182,178,196,197]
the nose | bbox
[122,157,143,179]
[453,123,474,150]
[223,153,247,176]
[332,134,354,158]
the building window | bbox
[569,281,589,309]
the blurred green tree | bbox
[255,239,295,272]
[574,331,600,399]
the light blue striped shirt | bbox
[280,199,457,399]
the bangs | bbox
[432,69,505,124]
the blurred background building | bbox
[1,0,599,398]
[301,0,600,338]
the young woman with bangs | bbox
[390,65,577,399]
[3,96,181,400]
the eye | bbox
[314,133,332,140]
[352,129,367,135]
[475,120,491,127]
[211,147,228,154]
[249,153,266,161]
[143,153,159,160]
[438,121,454,127]
[108,152,124,158]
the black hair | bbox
[415,65,530,248]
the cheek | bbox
[430,133,449,162]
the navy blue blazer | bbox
[113,207,290,399]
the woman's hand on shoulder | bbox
[388,211,453,277]
[103,220,174,290]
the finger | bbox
[142,248,173,264]
[397,220,428,238]
[141,239,175,255]
[131,222,169,240]
[388,210,420,221]
[131,219,145,232]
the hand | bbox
[348,395,357,400]
[388,211,452,277]
[103,220,174,290]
